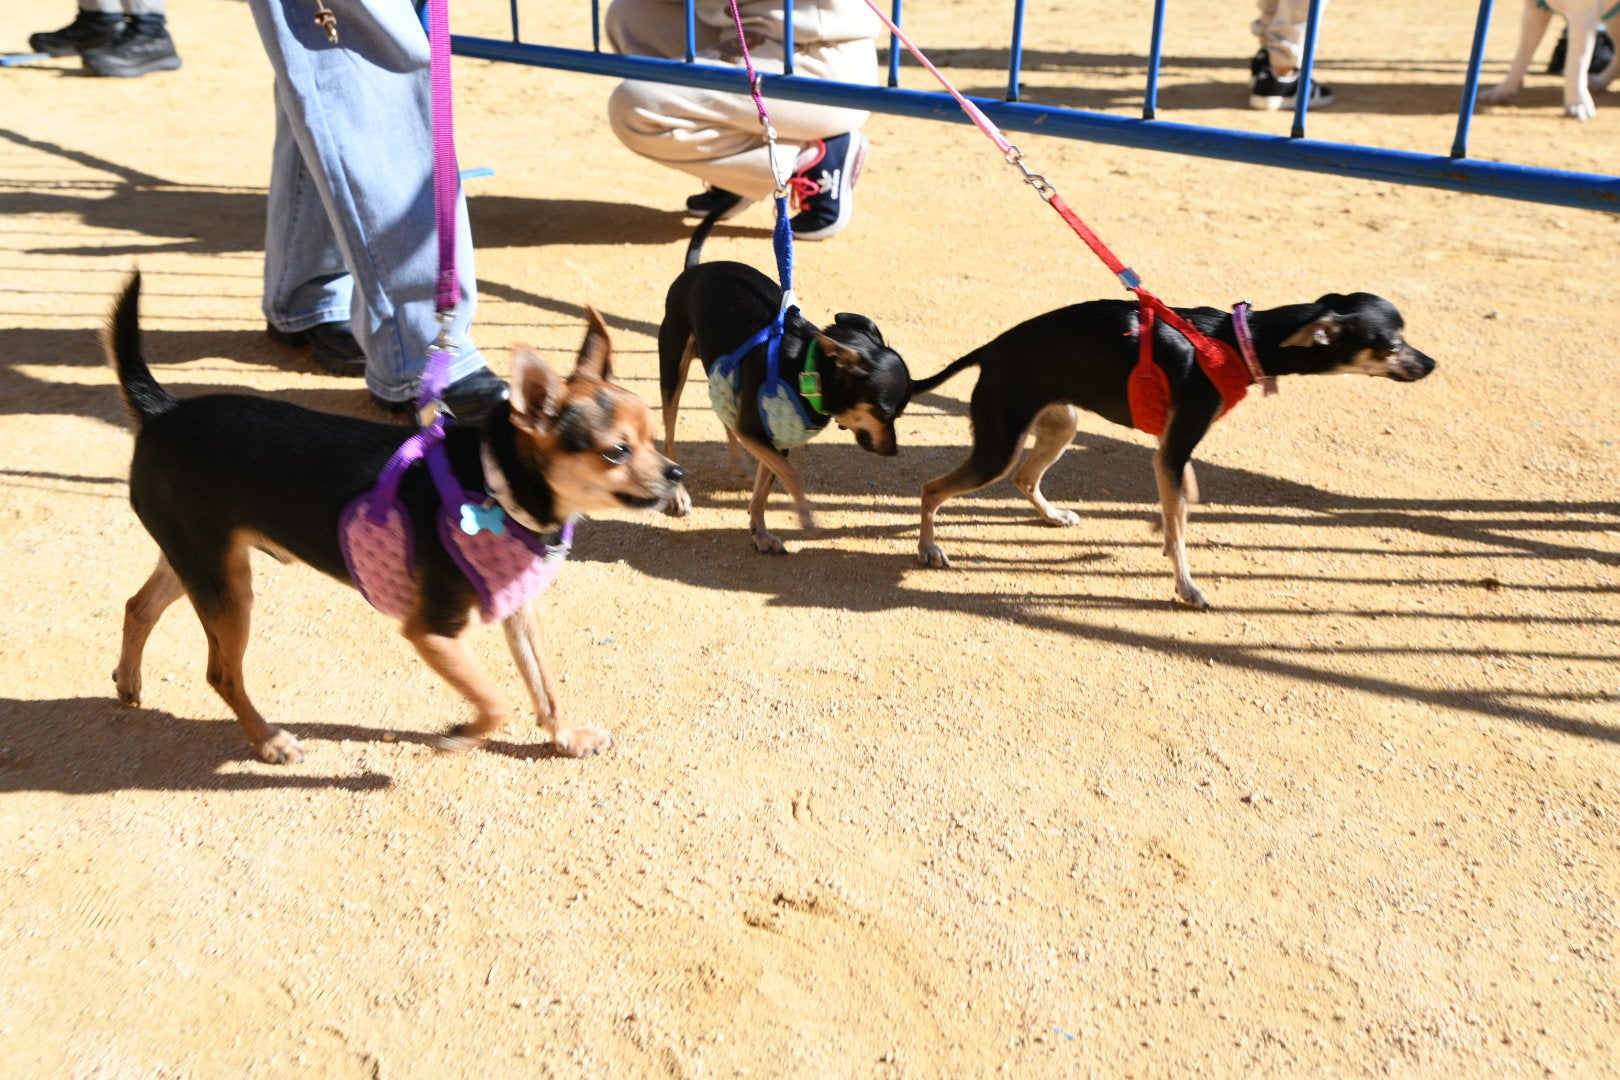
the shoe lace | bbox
[787,172,822,212]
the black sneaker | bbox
[28,12,125,56]
[1249,51,1333,111]
[1547,26,1615,75]
[82,27,181,78]
[371,367,510,427]
[267,321,367,377]
[788,132,866,240]
[684,187,753,221]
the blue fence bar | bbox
[454,21,1620,215]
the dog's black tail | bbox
[106,272,179,429]
[908,352,984,397]
[683,198,733,270]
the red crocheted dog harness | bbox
[1127,299,1273,436]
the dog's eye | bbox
[600,444,631,466]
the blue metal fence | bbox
[452,0,1620,213]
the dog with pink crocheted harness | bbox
[107,273,682,765]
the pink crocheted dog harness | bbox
[338,426,572,624]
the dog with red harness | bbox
[907,291,1435,609]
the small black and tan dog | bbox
[658,256,912,554]
[909,292,1435,609]
[107,273,682,764]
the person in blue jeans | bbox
[247,0,506,422]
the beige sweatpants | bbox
[1251,0,1329,75]
[606,0,877,200]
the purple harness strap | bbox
[336,0,571,624]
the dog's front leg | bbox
[1154,449,1206,610]
[735,432,814,553]
[1155,406,1218,610]
[405,616,511,752]
[661,338,696,518]
[1480,3,1554,104]
[1561,8,1601,118]
[503,605,613,758]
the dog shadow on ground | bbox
[577,427,1620,745]
[0,697,402,795]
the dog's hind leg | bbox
[502,605,612,758]
[1012,404,1081,527]
[919,398,1042,569]
[114,553,185,708]
[187,538,305,763]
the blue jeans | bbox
[249,0,484,403]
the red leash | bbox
[856,0,1277,421]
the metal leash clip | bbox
[312,1,339,43]
[1004,146,1056,202]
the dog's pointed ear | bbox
[1281,317,1343,348]
[812,330,871,376]
[509,344,564,429]
[574,306,614,381]
[833,312,883,345]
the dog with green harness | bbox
[657,253,912,554]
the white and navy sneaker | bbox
[1249,48,1333,111]
[788,131,866,241]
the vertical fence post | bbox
[1452,0,1497,158]
[783,0,795,74]
[1290,0,1326,137]
[887,0,903,87]
[1006,0,1028,101]
[1144,0,1169,119]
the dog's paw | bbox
[1041,509,1081,528]
[664,483,693,518]
[752,530,789,555]
[917,543,953,569]
[1173,585,1211,612]
[256,729,305,765]
[436,725,490,754]
[553,725,614,758]
[1564,97,1597,120]
[112,669,141,707]
[1477,83,1514,106]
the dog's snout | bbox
[1399,346,1436,381]
[664,462,685,484]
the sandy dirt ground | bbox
[2,0,1618,1076]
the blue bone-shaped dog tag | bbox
[459,501,507,536]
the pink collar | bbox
[1232,302,1278,397]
